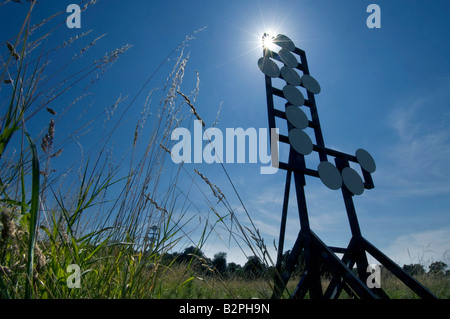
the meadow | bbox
[139,264,450,299]
[0,1,273,299]
[0,1,448,300]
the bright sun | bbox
[262,32,277,52]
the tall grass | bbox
[0,1,274,299]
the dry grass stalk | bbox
[194,169,224,203]
[159,143,171,154]
[40,118,55,153]
[50,148,62,158]
[29,5,64,35]
[82,0,97,11]
[106,94,127,122]
[190,70,200,103]
[46,107,56,115]
[144,195,168,215]
[0,206,26,271]
[1,207,17,241]
[0,265,12,276]
[61,30,93,49]
[177,91,204,127]
[98,44,133,68]
[213,101,223,128]
[6,42,20,60]
[80,34,106,54]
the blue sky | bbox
[1,0,449,269]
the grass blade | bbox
[24,131,40,299]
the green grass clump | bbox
[0,2,269,299]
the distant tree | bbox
[279,250,335,279]
[280,250,305,277]
[175,246,215,275]
[226,262,241,277]
[212,252,227,275]
[403,264,425,276]
[160,252,177,265]
[180,246,205,262]
[428,261,448,275]
[243,256,266,279]
[280,250,291,270]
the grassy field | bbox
[150,265,450,299]
[0,2,270,299]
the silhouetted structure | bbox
[258,33,437,299]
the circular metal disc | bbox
[318,162,342,190]
[356,148,376,173]
[342,167,364,195]
[278,49,298,68]
[257,57,280,78]
[288,128,313,155]
[301,74,321,94]
[273,34,296,51]
[280,66,301,86]
[283,85,304,106]
[285,105,308,130]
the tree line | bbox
[160,246,450,279]
[403,261,449,276]
[160,246,268,279]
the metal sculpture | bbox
[258,33,437,299]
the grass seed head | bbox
[46,107,56,115]
[194,169,225,203]
[6,42,20,60]
[0,265,12,277]
[1,208,16,242]
[50,148,63,158]
[41,119,55,153]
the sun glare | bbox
[262,32,277,52]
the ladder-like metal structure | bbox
[258,33,437,299]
